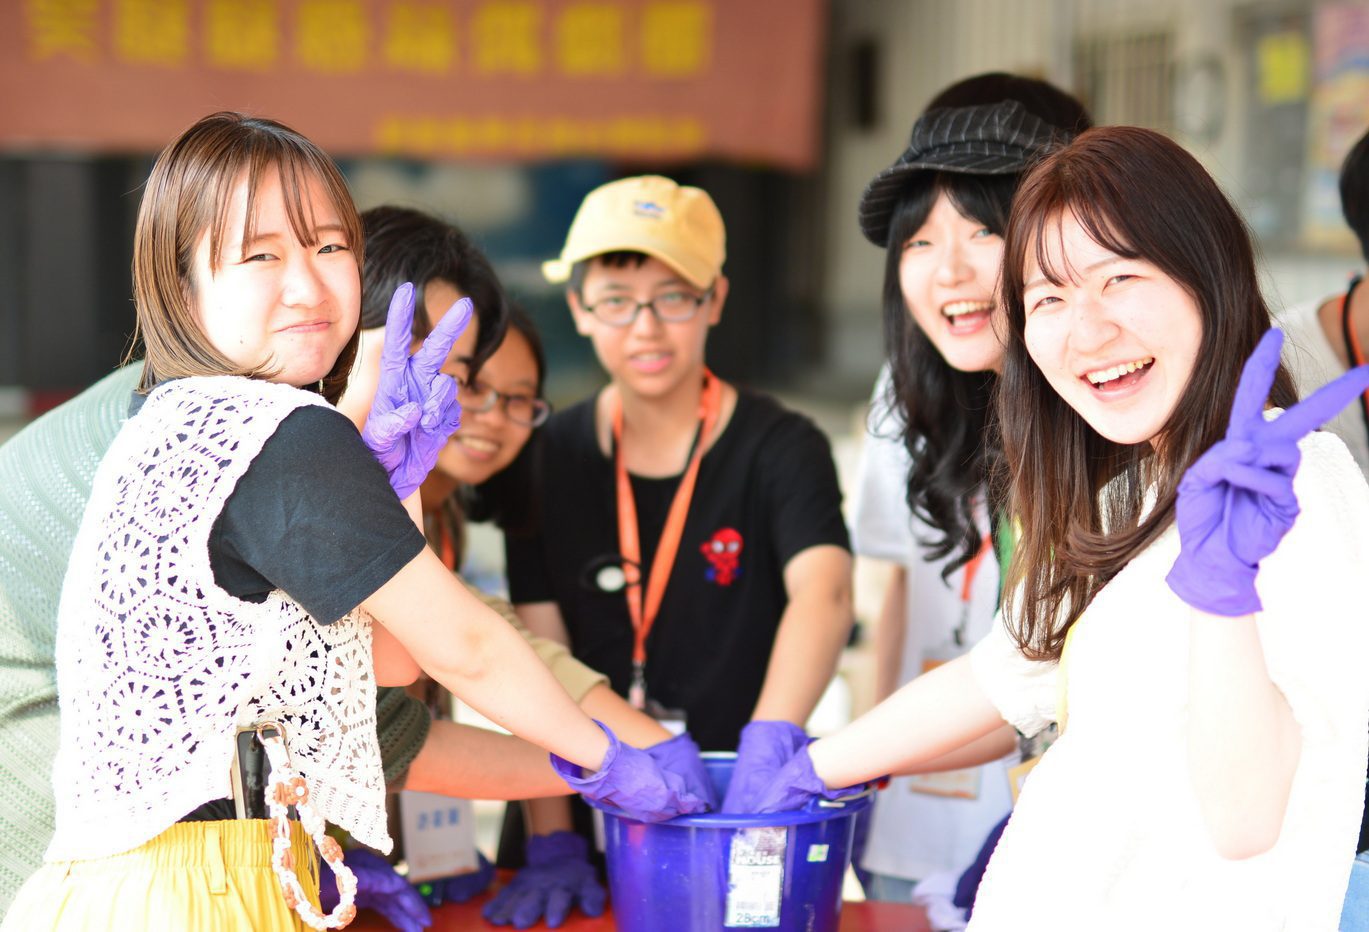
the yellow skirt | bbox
[2,820,320,931]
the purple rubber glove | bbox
[361,282,472,500]
[319,848,432,932]
[550,720,711,823]
[745,743,854,814]
[1166,329,1369,615]
[646,732,720,811]
[481,831,606,929]
[413,851,494,907]
[720,720,809,813]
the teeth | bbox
[459,437,497,453]
[943,301,992,318]
[1085,357,1153,385]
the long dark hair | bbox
[997,126,1298,661]
[465,303,550,538]
[879,75,1091,576]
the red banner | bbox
[0,0,826,169]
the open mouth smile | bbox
[1082,357,1155,391]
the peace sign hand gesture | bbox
[361,282,473,500]
[1166,328,1369,616]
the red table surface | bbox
[349,877,931,932]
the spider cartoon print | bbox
[700,528,744,586]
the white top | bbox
[48,377,391,861]
[967,429,1369,931]
[1277,295,1369,477]
[851,367,1014,881]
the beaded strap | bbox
[257,722,359,930]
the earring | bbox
[317,379,324,394]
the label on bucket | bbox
[725,826,786,928]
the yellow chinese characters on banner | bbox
[1,0,821,167]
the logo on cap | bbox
[632,200,666,220]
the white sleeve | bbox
[851,366,915,562]
[968,607,1059,738]
[1255,429,1369,754]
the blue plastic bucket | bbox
[587,753,872,931]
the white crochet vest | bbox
[46,376,391,861]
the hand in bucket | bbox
[550,720,711,822]
[482,831,606,929]
[745,742,859,814]
[1166,328,1369,616]
[646,732,719,811]
[721,720,809,813]
[361,282,473,500]
[320,848,432,932]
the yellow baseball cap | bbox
[542,175,726,290]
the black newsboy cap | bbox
[858,100,1065,247]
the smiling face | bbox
[898,191,1007,374]
[435,326,540,485]
[1022,209,1203,446]
[191,167,360,387]
[569,255,725,402]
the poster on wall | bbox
[1302,1,1369,249]
[0,0,826,169]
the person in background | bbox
[748,126,1369,931]
[1272,123,1369,930]
[336,207,689,930]
[501,175,853,921]
[849,73,1090,914]
[1277,125,1369,476]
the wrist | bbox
[527,830,589,866]
[550,720,617,784]
[805,739,834,791]
[1166,559,1260,617]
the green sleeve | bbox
[374,686,432,788]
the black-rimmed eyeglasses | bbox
[582,288,714,328]
[456,378,551,428]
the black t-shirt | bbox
[505,389,849,751]
[128,391,424,623]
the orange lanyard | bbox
[612,370,722,710]
[953,533,993,646]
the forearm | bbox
[1186,610,1300,859]
[873,566,908,702]
[428,617,610,771]
[893,723,1017,776]
[579,683,673,747]
[524,795,576,837]
[403,720,571,799]
[808,653,1004,789]
[367,557,610,773]
[751,549,854,723]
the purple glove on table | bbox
[361,282,473,500]
[1166,329,1369,616]
[745,743,854,815]
[646,731,720,811]
[413,851,494,907]
[720,720,809,813]
[319,848,432,932]
[550,720,711,823]
[481,831,606,929]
